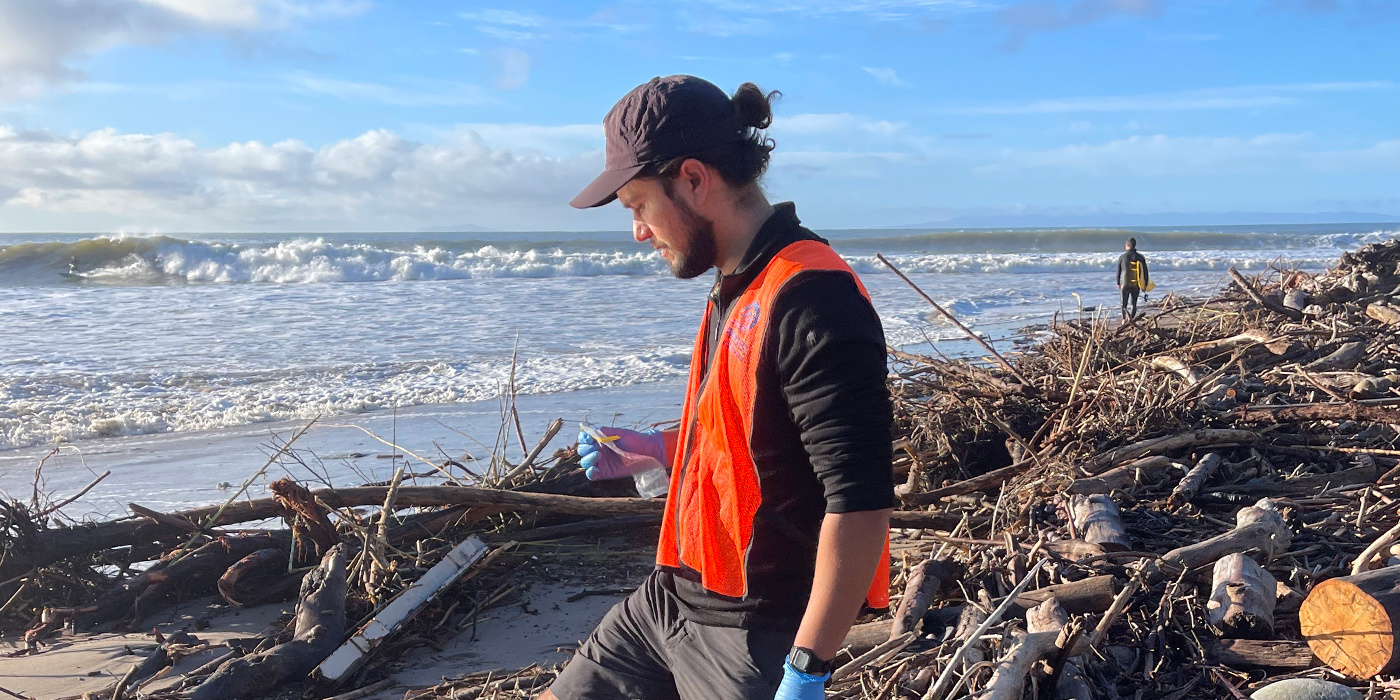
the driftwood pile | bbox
[6,237,1400,699]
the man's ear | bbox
[676,158,710,204]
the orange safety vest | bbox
[656,239,891,609]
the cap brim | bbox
[570,163,646,209]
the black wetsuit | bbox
[1117,249,1149,319]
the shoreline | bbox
[4,236,1399,699]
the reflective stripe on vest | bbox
[656,239,892,609]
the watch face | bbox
[789,647,830,674]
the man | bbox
[1117,237,1151,320]
[543,76,894,700]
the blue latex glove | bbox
[774,661,828,700]
[576,426,667,481]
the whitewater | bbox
[0,222,1393,513]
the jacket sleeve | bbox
[770,271,896,514]
[1116,254,1124,286]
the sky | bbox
[0,0,1397,233]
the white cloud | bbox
[0,0,366,98]
[282,74,493,106]
[774,113,909,137]
[948,81,1395,114]
[0,125,609,232]
[862,67,905,87]
[459,9,545,27]
[980,133,1400,177]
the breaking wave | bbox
[2,227,1392,287]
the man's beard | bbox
[667,195,718,280]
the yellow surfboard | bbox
[1130,260,1155,292]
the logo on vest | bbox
[722,301,762,357]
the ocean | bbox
[0,222,1392,518]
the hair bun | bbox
[731,83,779,131]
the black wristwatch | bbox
[788,646,835,676]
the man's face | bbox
[617,176,717,280]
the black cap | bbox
[571,75,743,209]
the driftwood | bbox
[1238,402,1400,425]
[1152,356,1204,384]
[75,533,288,630]
[975,598,1085,700]
[1014,575,1120,614]
[1069,495,1130,551]
[1,486,662,579]
[1030,598,1091,700]
[1230,267,1303,321]
[899,459,1033,505]
[1183,328,1294,357]
[1208,553,1277,638]
[1305,341,1367,372]
[1161,498,1291,570]
[1205,639,1319,669]
[1168,452,1223,508]
[190,545,347,700]
[218,547,302,607]
[889,553,957,638]
[1067,455,1169,495]
[1300,565,1400,679]
[1089,429,1257,472]
[271,478,340,563]
[1366,300,1400,325]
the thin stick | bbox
[877,254,1031,385]
[37,470,110,517]
[925,559,1047,700]
[170,419,316,562]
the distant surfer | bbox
[1117,238,1152,319]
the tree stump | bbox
[1300,565,1400,678]
[1070,495,1131,551]
[1208,553,1277,638]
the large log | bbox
[1014,575,1121,614]
[1182,328,1295,357]
[1208,553,1277,638]
[1089,430,1257,473]
[1161,498,1291,570]
[1066,455,1170,496]
[190,545,347,700]
[1205,639,1319,669]
[1239,402,1400,425]
[1070,495,1131,551]
[219,548,303,607]
[1300,565,1400,679]
[1305,341,1367,372]
[75,533,289,630]
[0,486,664,580]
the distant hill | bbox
[417,223,496,233]
[896,212,1400,229]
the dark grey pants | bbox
[550,571,794,700]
